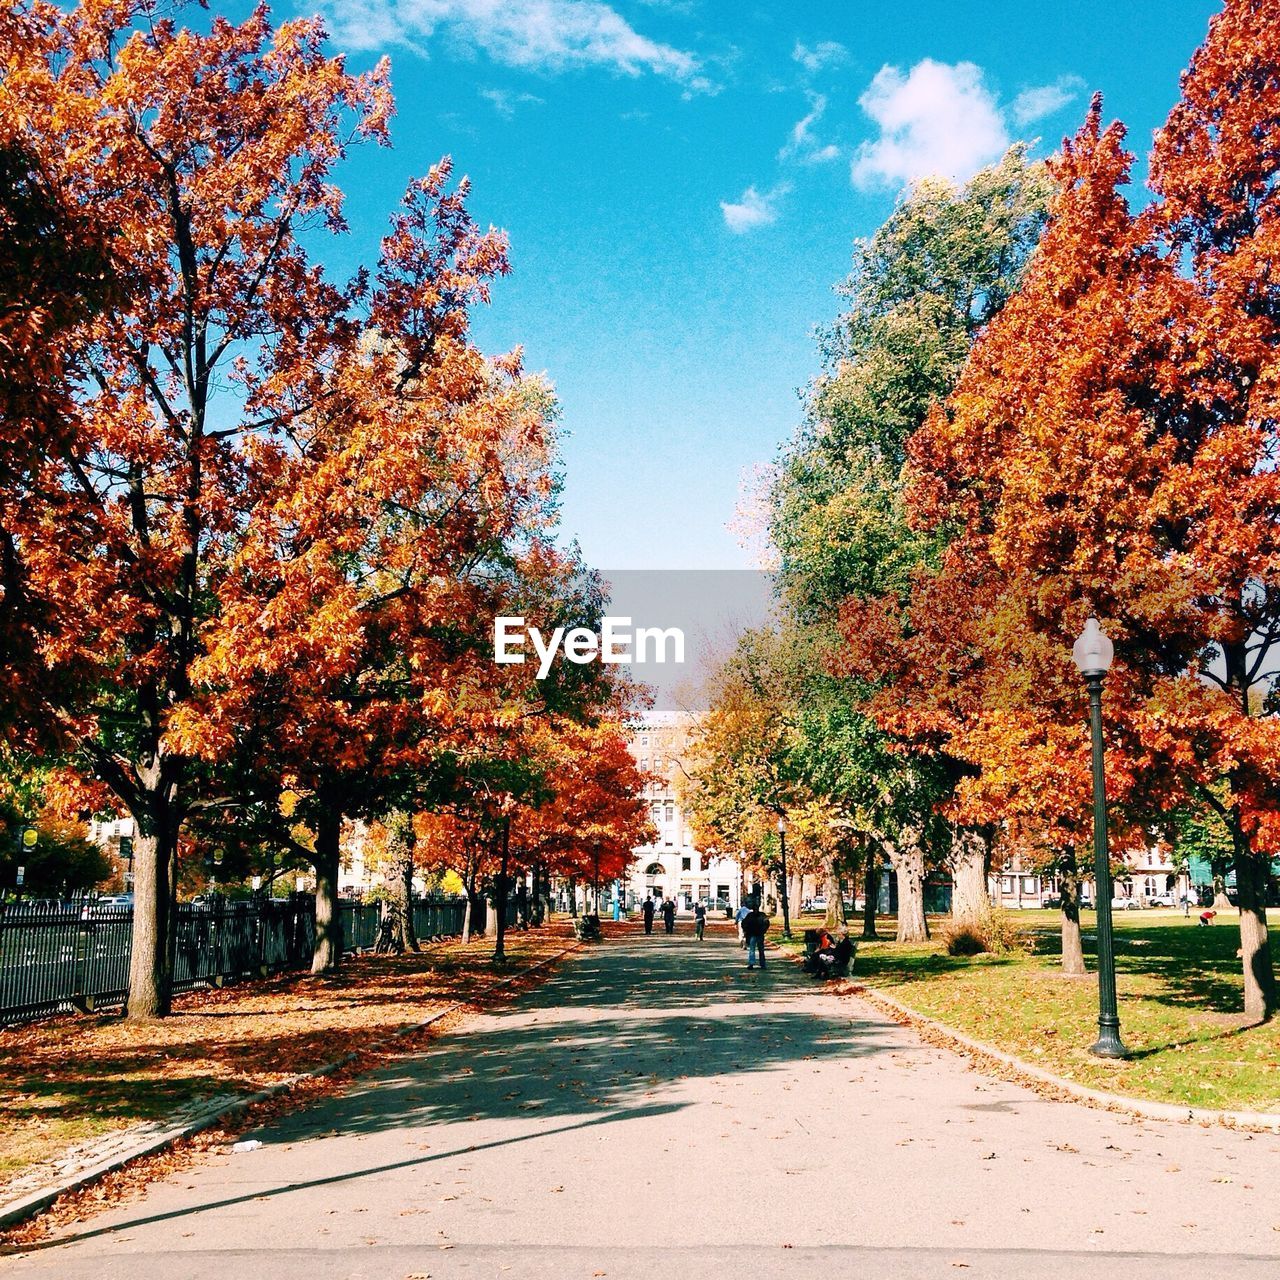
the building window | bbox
[1021,876,1037,895]
[665,804,674,822]
[1002,876,1015,895]
[682,856,691,871]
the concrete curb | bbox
[845,980,1280,1134]
[0,940,581,1231]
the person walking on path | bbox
[642,896,655,935]
[694,900,706,941]
[735,900,750,949]
[742,905,769,969]
[662,897,676,935]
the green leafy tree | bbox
[768,148,1052,938]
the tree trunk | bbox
[823,859,843,932]
[862,850,881,941]
[530,865,549,924]
[787,872,803,926]
[126,824,174,1019]
[1212,856,1233,910]
[461,849,478,943]
[311,805,343,974]
[1235,849,1275,1022]
[526,865,541,925]
[887,830,929,943]
[950,827,991,929]
[568,876,578,917]
[384,810,419,953]
[493,819,510,964]
[1058,850,1086,977]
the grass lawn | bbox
[781,908,1280,1114]
[0,924,574,1196]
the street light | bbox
[1072,617,1128,1059]
[776,814,792,941]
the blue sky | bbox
[280,0,1221,570]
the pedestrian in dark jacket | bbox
[694,901,706,941]
[642,897,655,935]
[661,897,676,934]
[742,907,769,969]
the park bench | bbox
[801,929,855,979]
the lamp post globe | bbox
[1073,616,1128,1059]
[1072,615,1115,677]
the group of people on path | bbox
[641,895,713,941]
[639,893,770,969]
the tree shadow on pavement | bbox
[4,1103,687,1256]
[258,938,901,1146]
[7,937,905,1254]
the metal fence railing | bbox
[0,894,474,1028]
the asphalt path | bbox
[6,927,1280,1279]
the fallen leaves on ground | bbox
[0,923,576,1237]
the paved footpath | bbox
[6,931,1280,1280]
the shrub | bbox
[941,910,1033,957]
[943,923,987,956]
[984,909,1034,956]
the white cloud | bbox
[1011,74,1085,126]
[480,87,544,117]
[319,0,701,84]
[778,92,840,165]
[792,40,847,75]
[851,59,1010,190]
[720,183,788,234]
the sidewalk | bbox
[6,931,1280,1277]
[0,925,574,1224]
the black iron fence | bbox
[0,894,476,1027]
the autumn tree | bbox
[899,99,1191,972]
[907,0,1280,1018]
[0,1,403,1014]
[0,754,113,896]
[0,18,115,745]
[682,626,855,931]
[1143,0,1280,1018]
[514,719,653,920]
[376,811,420,952]
[771,149,1052,938]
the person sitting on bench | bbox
[803,928,854,978]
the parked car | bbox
[808,895,828,912]
[82,893,133,918]
[1111,895,1143,910]
[1146,893,1176,908]
[1041,894,1062,910]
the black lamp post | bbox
[776,815,792,941]
[1072,617,1128,1059]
